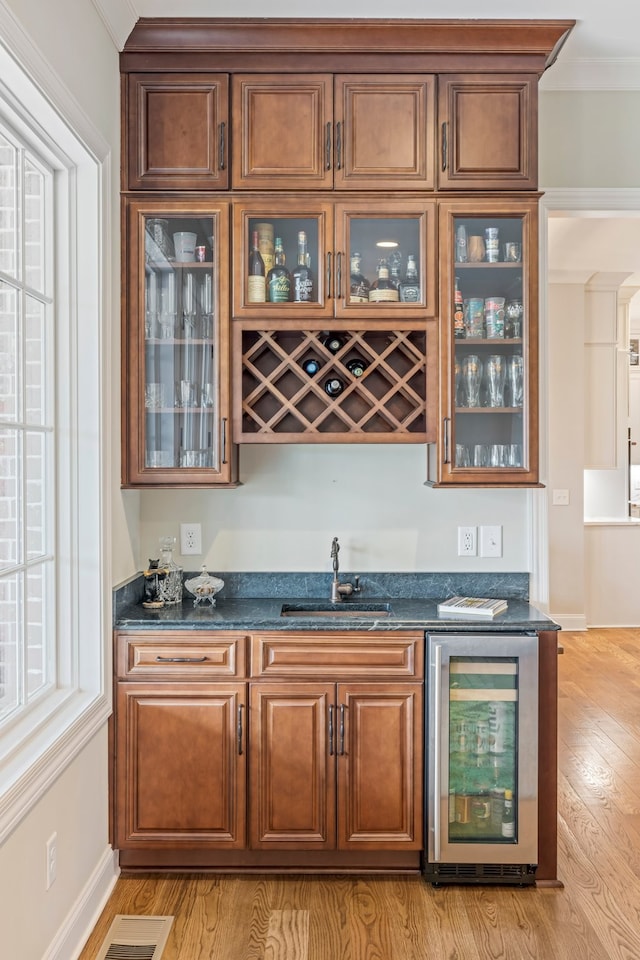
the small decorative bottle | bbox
[349,252,370,303]
[292,230,314,302]
[398,254,421,302]
[157,536,183,605]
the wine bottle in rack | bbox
[247,229,266,304]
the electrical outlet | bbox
[480,525,503,558]
[46,832,57,889]
[457,526,477,557]
[180,523,202,555]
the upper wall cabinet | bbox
[231,74,436,191]
[125,73,229,190]
[438,75,537,190]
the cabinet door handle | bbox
[338,703,346,756]
[221,417,228,464]
[325,121,332,170]
[328,704,335,756]
[443,417,451,464]
[335,121,342,170]
[441,122,448,173]
[237,703,244,756]
[326,251,332,299]
[336,252,342,299]
[155,656,208,663]
[219,121,226,171]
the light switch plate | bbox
[552,489,570,506]
[480,525,502,558]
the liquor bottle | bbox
[453,276,465,339]
[456,223,468,263]
[346,357,368,378]
[349,252,370,303]
[266,236,291,303]
[501,789,515,838]
[322,332,346,354]
[324,376,344,397]
[398,254,421,302]
[389,256,402,291]
[292,231,314,302]
[247,229,266,303]
[301,357,321,376]
[368,260,399,303]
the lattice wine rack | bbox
[234,325,433,442]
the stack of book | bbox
[437,596,508,619]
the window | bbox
[0,119,55,729]
[0,27,109,839]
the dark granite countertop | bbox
[115,596,558,633]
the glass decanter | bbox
[157,536,183,604]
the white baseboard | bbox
[43,845,120,960]
[550,613,588,631]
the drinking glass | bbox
[506,443,522,467]
[490,443,508,468]
[468,235,486,262]
[462,355,482,408]
[455,443,470,467]
[473,443,490,467]
[485,354,506,407]
[506,354,524,407]
[177,380,197,407]
[145,382,164,409]
[454,358,462,406]
[182,271,197,338]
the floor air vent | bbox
[424,863,537,886]
[95,915,174,960]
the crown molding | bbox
[90,0,137,51]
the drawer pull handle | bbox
[237,703,244,755]
[219,121,226,170]
[441,121,448,172]
[325,121,332,170]
[155,656,208,663]
[338,703,346,756]
[335,121,342,170]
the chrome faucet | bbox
[330,536,361,603]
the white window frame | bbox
[0,14,111,842]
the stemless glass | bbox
[485,354,506,407]
[462,355,483,408]
[506,354,524,407]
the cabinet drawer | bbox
[251,632,423,679]
[116,632,247,679]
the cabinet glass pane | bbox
[448,657,518,844]
[247,216,319,304]
[452,216,525,470]
[347,216,422,305]
[143,215,218,470]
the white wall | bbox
[0,1,128,957]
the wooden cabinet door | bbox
[115,682,246,849]
[232,75,333,190]
[126,73,229,190]
[250,683,336,848]
[334,75,435,191]
[337,683,423,849]
[438,75,537,190]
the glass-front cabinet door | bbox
[122,199,237,487]
[429,199,539,486]
[232,200,436,319]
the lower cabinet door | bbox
[115,682,247,849]
[250,683,336,848]
[338,682,423,849]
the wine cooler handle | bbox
[336,252,343,299]
[328,704,335,756]
[441,122,448,173]
[432,642,442,862]
[219,122,226,170]
[237,703,244,756]
[221,417,228,465]
[326,251,332,299]
[443,417,451,464]
[325,121,332,170]
[338,703,345,756]
[335,121,342,170]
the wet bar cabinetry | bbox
[113,630,424,872]
[120,18,574,485]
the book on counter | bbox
[437,596,508,618]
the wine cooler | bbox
[425,632,538,885]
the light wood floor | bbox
[79,629,640,960]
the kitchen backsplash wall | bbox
[138,444,533,574]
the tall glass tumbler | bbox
[462,355,483,408]
[485,355,506,408]
[506,354,524,407]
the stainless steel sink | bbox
[280,602,392,618]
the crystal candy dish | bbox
[184,565,224,606]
